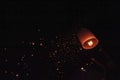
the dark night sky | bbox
[0,1,120,80]
[0,1,120,45]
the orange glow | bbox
[78,28,99,50]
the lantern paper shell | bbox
[78,28,99,50]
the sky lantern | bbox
[78,28,99,50]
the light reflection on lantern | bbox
[78,28,99,50]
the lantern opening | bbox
[82,38,99,49]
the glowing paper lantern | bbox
[78,28,99,50]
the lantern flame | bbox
[87,40,93,46]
